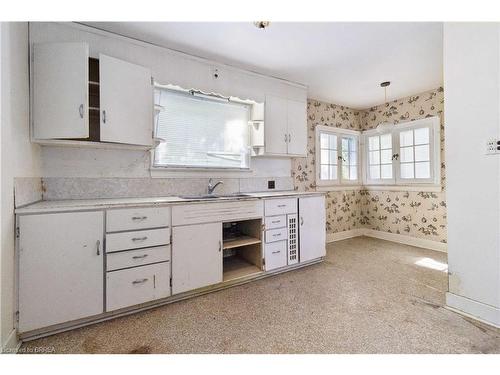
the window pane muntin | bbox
[414,144,430,162]
[318,131,338,181]
[415,161,431,178]
[414,127,430,145]
[400,162,415,179]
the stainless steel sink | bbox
[180,193,250,200]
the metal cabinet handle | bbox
[300,216,304,226]
[288,134,291,142]
[132,254,148,259]
[284,134,288,143]
[132,278,148,285]
[132,236,148,242]
[96,240,101,256]
[272,233,281,237]
[272,250,281,254]
[277,204,286,208]
[219,240,222,252]
[79,104,84,119]
[271,220,280,224]
[132,216,148,221]
[102,110,106,124]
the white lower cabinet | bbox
[264,241,287,271]
[18,211,104,332]
[299,196,326,262]
[172,222,223,294]
[106,262,171,311]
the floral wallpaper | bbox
[291,101,365,233]
[292,87,447,244]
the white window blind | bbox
[154,88,251,169]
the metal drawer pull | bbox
[271,220,281,224]
[96,240,101,256]
[272,250,281,254]
[132,278,148,285]
[277,204,286,208]
[132,254,148,259]
[272,233,281,237]
[300,216,304,226]
[132,216,148,221]
[132,236,148,242]
[79,104,84,119]
[218,240,222,252]
[102,110,106,124]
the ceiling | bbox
[86,22,443,109]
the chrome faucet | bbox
[207,178,224,195]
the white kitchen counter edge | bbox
[15,191,325,214]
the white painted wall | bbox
[444,23,500,326]
[0,22,41,351]
[30,22,304,179]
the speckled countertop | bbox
[15,191,324,214]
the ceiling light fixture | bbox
[254,21,270,29]
[376,81,393,133]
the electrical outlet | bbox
[268,180,276,189]
[486,139,500,155]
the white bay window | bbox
[363,116,440,187]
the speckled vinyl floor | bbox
[21,237,500,354]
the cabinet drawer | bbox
[106,207,171,232]
[265,215,287,230]
[106,262,170,312]
[264,198,297,216]
[265,227,288,243]
[106,245,170,271]
[264,241,288,271]
[106,228,170,253]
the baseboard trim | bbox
[327,229,365,243]
[446,292,500,329]
[1,328,20,354]
[327,228,447,253]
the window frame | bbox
[315,125,361,187]
[152,85,254,171]
[362,116,441,187]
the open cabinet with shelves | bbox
[222,219,263,281]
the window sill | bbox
[362,184,443,192]
[315,184,443,193]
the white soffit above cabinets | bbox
[84,22,443,109]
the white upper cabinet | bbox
[99,54,153,146]
[264,95,307,157]
[33,42,89,139]
[32,43,153,147]
[264,95,288,155]
[286,99,308,156]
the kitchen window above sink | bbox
[153,84,262,170]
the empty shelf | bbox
[223,235,261,250]
[223,257,262,282]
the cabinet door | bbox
[264,95,288,155]
[33,42,89,139]
[172,222,222,294]
[18,211,104,332]
[99,54,153,146]
[286,99,308,156]
[299,196,326,262]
